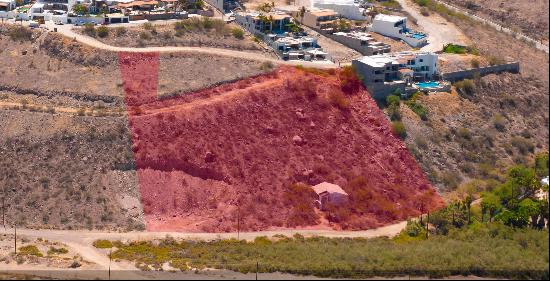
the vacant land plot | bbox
[120,59,442,232]
[76,19,265,52]
[444,0,549,43]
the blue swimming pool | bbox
[415,81,441,88]
[411,33,427,39]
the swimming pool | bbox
[415,81,441,88]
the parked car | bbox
[28,21,40,28]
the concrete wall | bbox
[441,62,520,82]
[322,31,390,55]
[144,12,187,21]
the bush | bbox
[329,91,350,110]
[47,247,69,255]
[142,22,154,31]
[454,79,475,96]
[8,26,33,42]
[470,58,480,68]
[83,23,96,37]
[96,26,109,38]
[511,137,534,155]
[93,240,114,249]
[231,27,245,39]
[115,26,127,36]
[493,114,506,132]
[392,121,407,139]
[488,56,505,66]
[139,31,152,40]
[420,7,430,16]
[18,245,43,257]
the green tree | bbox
[534,153,549,178]
[72,4,88,15]
[481,192,502,222]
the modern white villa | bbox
[371,14,428,48]
[312,0,369,21]
[352,51,446,98]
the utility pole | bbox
[237,204,240,240]
[256,261,259,280]
[14,225,17,255]
[108,247,112,280]
[425,211,429,239]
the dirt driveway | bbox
[396,0,470,51]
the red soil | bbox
[119,52,444,232]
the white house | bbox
[352,51,438,98]
[312,182,349,210]
[312,0,369,21]
[371,14,427,48]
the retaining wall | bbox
[441,62,520,82]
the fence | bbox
[441,62,520,82]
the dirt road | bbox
[44,22,337,68]
[0,222,406,279]
[396,0,470,52]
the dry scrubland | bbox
[444,0,549,43]
[0,24,268,230]
[399,73,549,191]
[396,0,550,191]
[76,18,266,53]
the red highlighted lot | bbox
[119,52,443,232]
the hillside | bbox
[120,56,443,232]
[399,73,549,191]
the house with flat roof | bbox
[352,51,439,98]
[311,182,349,211]
[301,8,338,31]
[371,14,427,48]
[313,0,369,21]
[331,31,390,55]
[235,11,293,36]
[0,0,16,12]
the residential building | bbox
[301,8,338,31]
[312,0,369,21]
[235,11,292,36]
[371,14,427,48]
[0,0,16,12]
[331,31,390,55]
[266,34,326,61]
[352,51,438,98]
[312,182,349,211]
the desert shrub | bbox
[231,27,245,39]
[439,171,462,189]
[470,58,480,68]
[284,183,319,227]
[47,247,69,255]
[443,44,467,54]
[139,31,152,40]
[96,26,109,38]
[488,56,505,66]
[454,79,475,96]
[420,7,430,16]
[115,26,127,36]
[386,95,401,121]
[83,23,96,37]
[511,137,534,155]
[493,114,506,132]
[391,121,407,139]
[535,153,549,178]
[260,61,274,71]
[18,245,43,257]
[142,22,154,31]
[329,91,350,110]
[8,26,33,42]
[405,99,428,121]
[457,127,471,140]
[161,30,173,39]
[339,66,363,95]
[93,240,114,249]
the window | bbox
[419,59,423,62]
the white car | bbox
[28,21,40,28]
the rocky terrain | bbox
[444,0,549,43]
[121,59,443,232]
[399,73,549,191]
